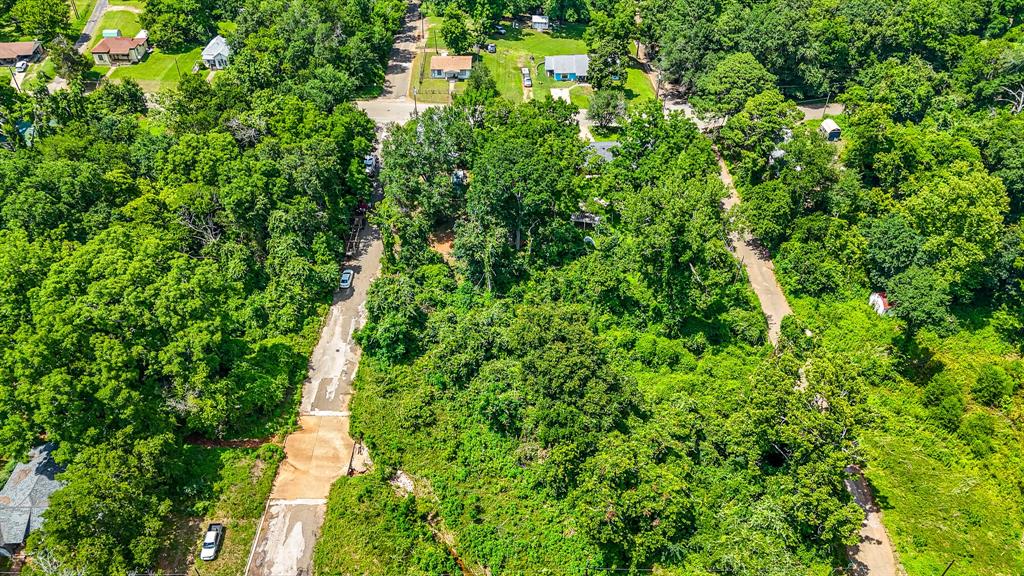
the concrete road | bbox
[245,3,431,573]
[717,153,792,345]
[245,222,382,576]
[355,97,439,125]
[379,0,425,99]
[845,466,902,576]
[246,502,325,576]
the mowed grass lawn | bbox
[108,46,202,92]
[86,9,204,92]
[479,23,655,106]
[90,10,142,48]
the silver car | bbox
[340,269,354,289]
[199,523,224,561]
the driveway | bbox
[550,87,571,103]
[717,153,792,345]
[845,466,902,576]
[75,0,109,52]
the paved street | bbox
[244,5,423,575]
[354,0,439,124]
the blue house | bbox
[545,54,589,82]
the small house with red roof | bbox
[91,34,149,66]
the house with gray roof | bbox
[0,444,63,558]
[544,54,589,81]
[202,35,231,70]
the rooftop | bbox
[202,35,230,59]
[0,444,63,549]
[92,36,147,55]
[587,141,620,162]
[544,54,589,76]
[430,55,473,72]
[0,41,40,61]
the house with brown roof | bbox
[0,41,42,67]
[430,55,473,80]
[91,34,149,65]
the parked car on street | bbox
[363,154,377,175]
[340,269,354,289]
[199,523,224,561]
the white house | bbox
[869,292,891,316]
[429,55,472,80]
[819,118,841,141]
[201,35,231,70]
[531,15,549,31]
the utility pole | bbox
[413,87,418,116]
[174,57,181,78]
[939,560,955,576]
[822,91,832,120]
[69,0,79,19]
[8,66,21,93]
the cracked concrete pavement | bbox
[245,4,427,575]
[245,222,382,576]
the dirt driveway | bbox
[845,466,903,575]
[717,153,792,344]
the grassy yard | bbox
[108,0,145,8]
[479,24,586,102]
[789,296,1024,576]
[159,444,284,575]
[477,24,656,106]
[90,10,142,48]
[108,46,203,92]
[409,51,461,104]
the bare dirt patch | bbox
[429,229,456,265]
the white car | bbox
[199,523,224,561]
[14,60,28,73]
[340,269,354,289]
[363,154,377,175]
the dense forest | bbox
[0,0,404,572]
[1,0,1023,571]
[318,4,1024,576]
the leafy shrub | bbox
[923,372,965,431]
[973,364,1012,407]
[959,412,996,458]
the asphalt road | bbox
[244,5,422,575]
[75,0,109,52]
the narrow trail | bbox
[713,147,900,576]
[845,466,903,576]
[715,152,792,345]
